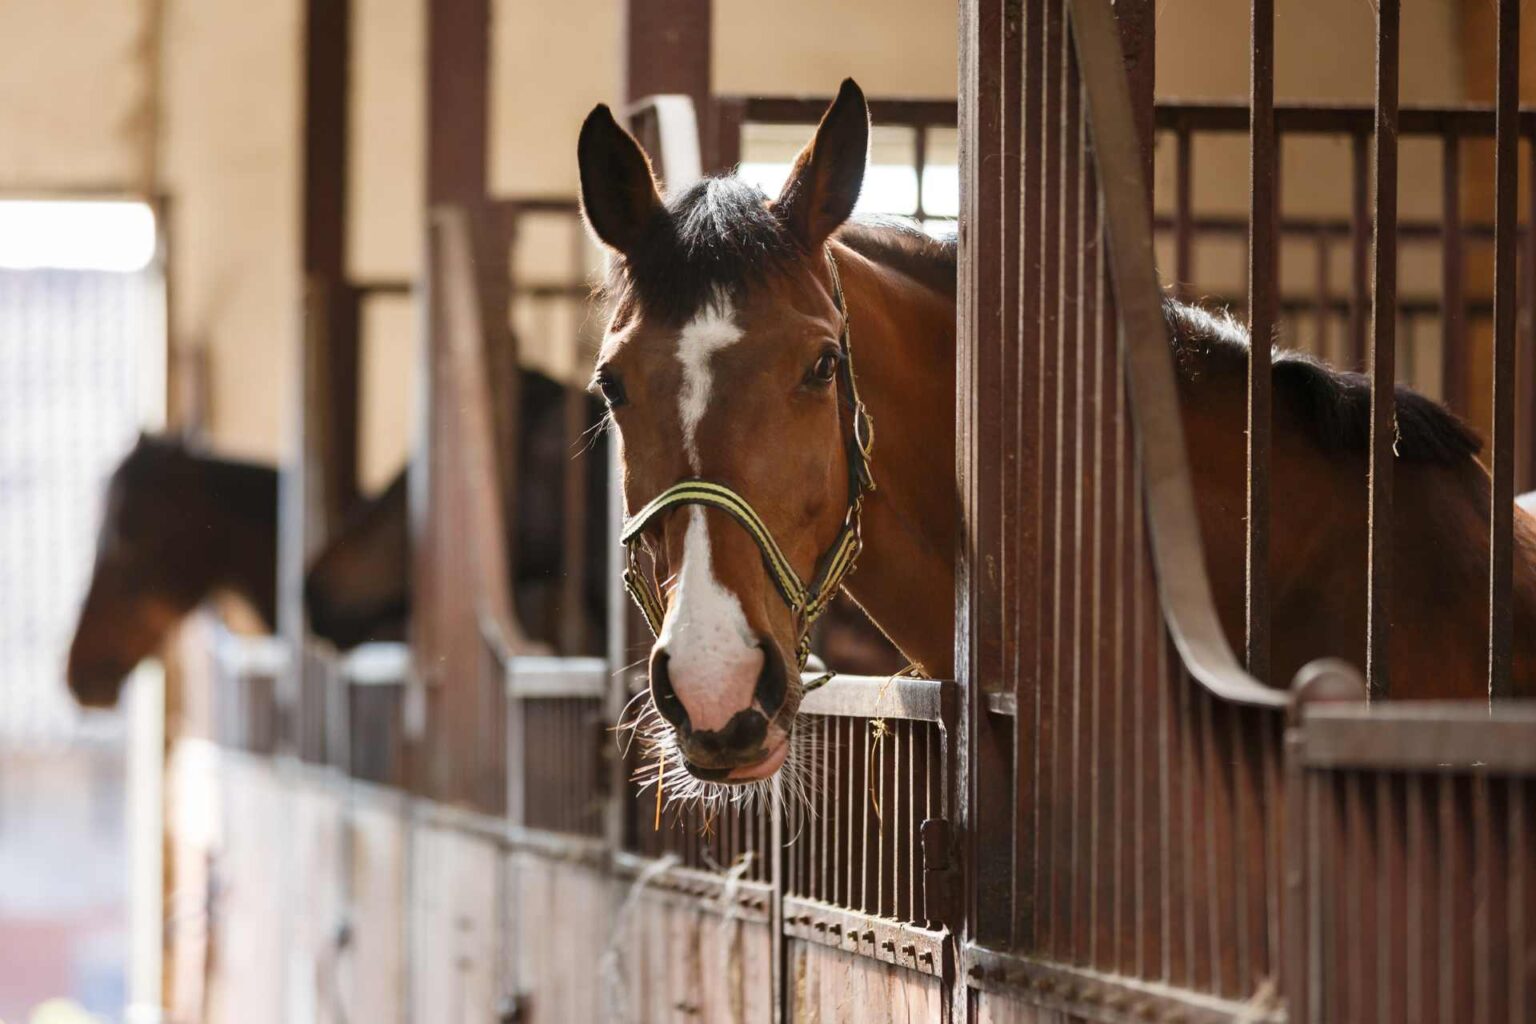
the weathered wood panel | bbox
[409,822,503,1021]
[788,941,943,1023]
[508,851,613,1023]
[167,740,221,1024]
[973,991,1078,1024]
[285,780,346,1023]
[207,756,291,1024]
[606,886,774,1024]
[346,793,410,1024]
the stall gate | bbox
[167,0,1536,1021]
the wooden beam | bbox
[624,0,714,165]
[426,0,490,206]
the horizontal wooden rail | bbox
[504,656,607,699]
[798,674,953,723]
[338,641,411,685]
[1156,99,1536,137]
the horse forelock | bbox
[600,176,802,325]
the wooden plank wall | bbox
[171,742,811,1023]
[788,944,944,1022]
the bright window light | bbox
[0,200,156,272]
[738,162,961,224]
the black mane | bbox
[1165,299,1482,464]
[837,218,957,296]
[605,177,800,323]
[603,177,959,322]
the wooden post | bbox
[624,0,714,165]
[415,0,512,811]
[281,0,354,756]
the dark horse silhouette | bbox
[68,370,611,707]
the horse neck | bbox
[195,456,280,627]
[832,242,958,678]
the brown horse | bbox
[67,434,279,707]
[304,369,613,650]
[577,78,1536,791]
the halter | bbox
[619,247,876,683]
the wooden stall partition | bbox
[505,845,614,1023]
[1285,702,1536,1024]
[284,773,350,1024]
[165,739,223,1024]
[956,0,1326,1020]
[202,754,294,1024]
[411,206,524,811]
[407,810,506,1022]
[341,785,412,1024]
[603,857,777,1024]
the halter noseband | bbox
[618,247,876,683]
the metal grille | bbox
[625,744,774,883]
[1292,704,1536,1024]
[0,266,160,744]
[784,712,943,929]
[516,696,605,837]
[1153,103,1536,489]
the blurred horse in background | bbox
[67,434,278,707]
[68,376,908,709]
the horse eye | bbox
[809,352,840,385]
[593,368,627,408]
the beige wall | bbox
[159,0,304,463]
[0,0,155,192]
[10,0,1482,470]
[714,0,955,98]
[1153,0,1466,387]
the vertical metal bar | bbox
[1314,229,1332,361]
[1520,142,1536,495]
[847,715,858,906]
[1246,0,1276,682]
[1175,127,1194,300]
[1013,0,1046,954]
[913,125,929,222]
[1489,0,1520,700]
[1352,132,1372,370]
[861,718,871,912]
[877,715,886,916]
[1038,0,1066,960]
[1366,0,1400,700]
[1442,136,1467,413]
[1064,11,1088,966]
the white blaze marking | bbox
[658,507,762,731]
[675,299,743,470]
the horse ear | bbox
[772,79,870,250]
[578,104,664,255]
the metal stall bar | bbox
[1489,0,1520,700]
[1443,135,1467,414]
[1366,0,1399,700]
[1246,0,1276,681]
[1068,0,1288,713]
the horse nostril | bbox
[754,637,788,717]
[648,649,690,731]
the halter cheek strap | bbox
[619,247,876,683]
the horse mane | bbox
[1165,299,1483,464]
[835,219,957,297]
[112,434,278,513]
[600,176,960,321]
[601,177,800,323]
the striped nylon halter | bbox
[618,248,876,684]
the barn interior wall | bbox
[1153,0,1468,395]
[3,0,1500,481]
[0,0,156,192]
